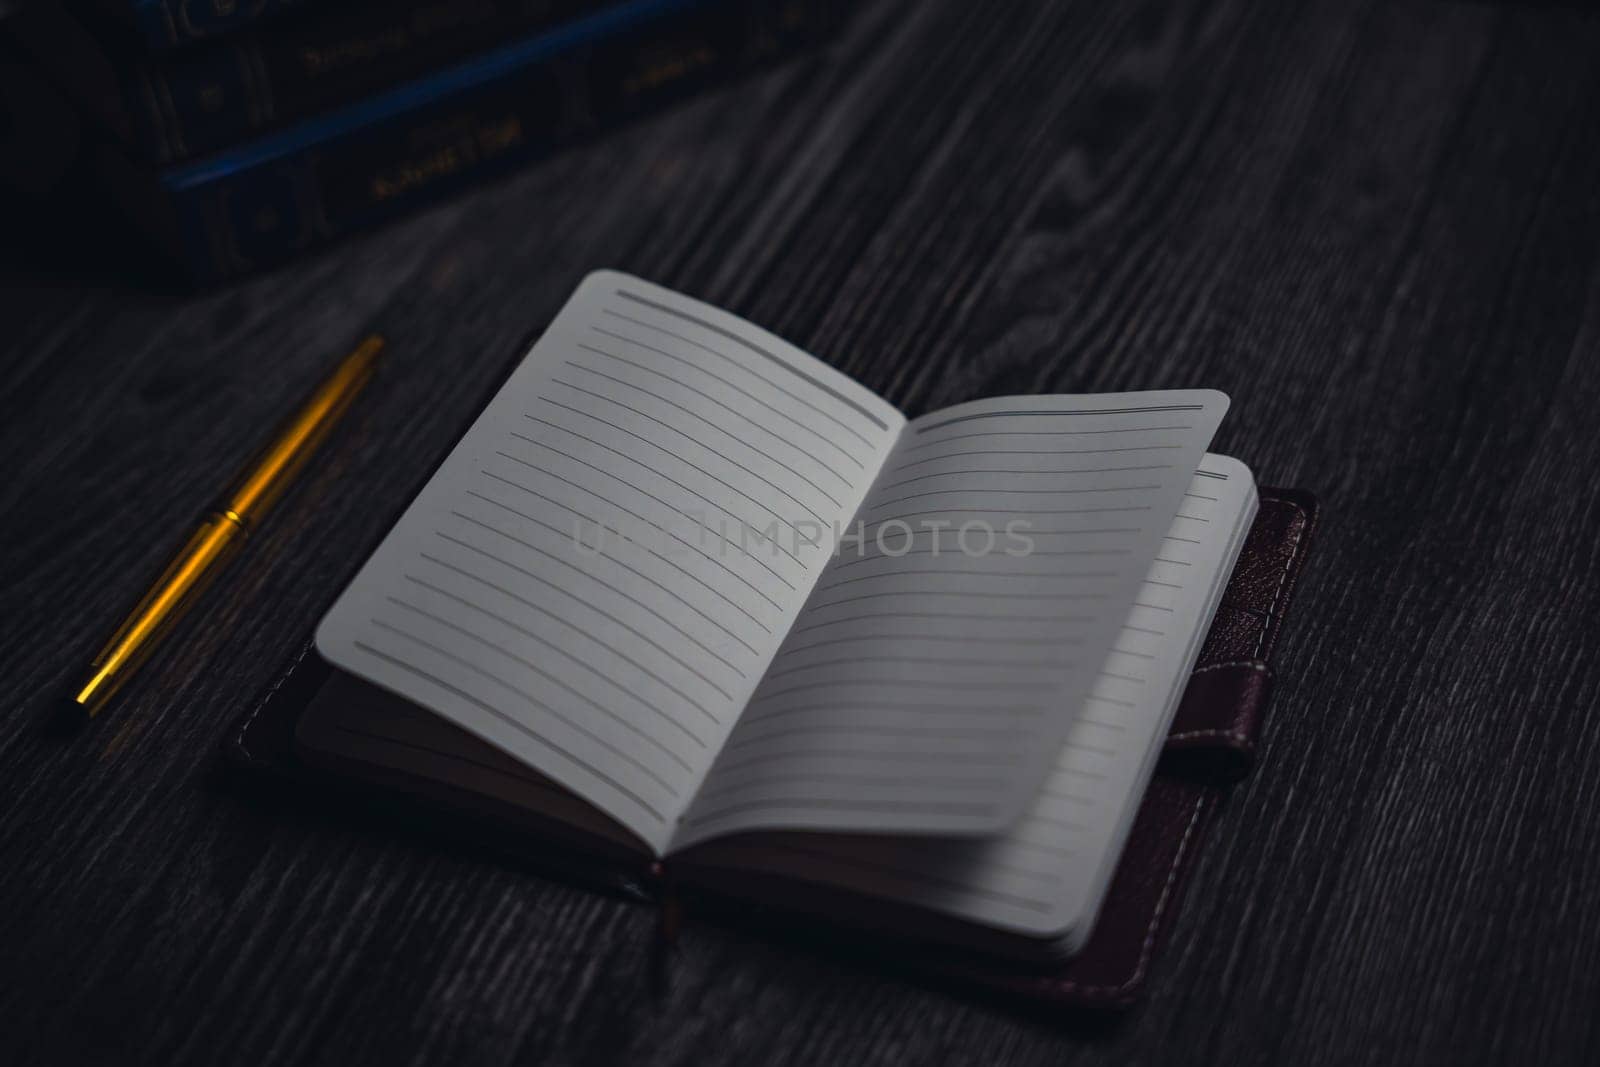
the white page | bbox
[672,394,1229,846]
[316,272,903,853]
[680,456,1256,940]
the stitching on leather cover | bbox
[1254,497,1308,659]
[1166,729,1254,744]
[1190,660,1270,677]
[1055,495,1310,998]
[1048,794,1208,996]
[1168,663,1268,743]
[235,641,314,763]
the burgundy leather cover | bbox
[970,487,1319,1007]
[225,487,1319,1010]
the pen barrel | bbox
[73,514,246,715]
[220,334,382,523]
[67,334,381,720]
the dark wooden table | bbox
[5,0,1600,1063]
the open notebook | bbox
[306,271,1258,956]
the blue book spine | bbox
[121,1,616,163]
[145,0,838,280]
[122,0,317,51]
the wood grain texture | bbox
[4,0,1600,1062]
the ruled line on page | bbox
[826,542,1137,572]
[891,444,1186,469]
[372,605,701,772]
[562,359,849,505]
[787,610,1095,635]
[447,495,760,661]
[532,402,805,537]
[806,589,1111,609]
[739,700,1041,726]
[599,308,878,449]
[420,537,742,698]
[509,423,805,566]
[413,551,754,708]
[682,796,998,827]
[876,463,1176,490]
[475,469,779,627]
[420,539,738,707]
[900,427,1195,455]
[913,405,1204,432]
[711,748,1026,774]
[548,379,831,523]
[558,362,849,508]
[762,652,1065,681]
[722,722,1011,749]
[742,707,1035,736]
[777,633,1068,656]
[588,322,867,469]
[752,677,1057,701]
[613,288,890,431]
[349,640,675,821]
[768,646,1068,671]
[575,338,857,484]
[432,524,748,668]
[854,536,1135,551]
[388,587,716,745]
[691,771,1000,801]
[865,506,1155,523]
[813,567,1119,591]
[495,444,797,588]
[863,485,1166,515]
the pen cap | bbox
[221,335,383,524]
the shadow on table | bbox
[207,745,1135,1039]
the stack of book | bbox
[8,0,843,280]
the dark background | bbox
[4,0,1600,1063]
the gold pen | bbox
[66,334,384,722]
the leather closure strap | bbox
[1161,661,1273,782]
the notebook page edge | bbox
[665,455,1258,943]
[669,390,1228,847]
[1036,454,1258,947]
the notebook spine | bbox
[128,1,623,163]
[150,0,838,280]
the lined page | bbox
[681,457,1257,940]
[317,272,903,854]
[673,393,1229,846]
